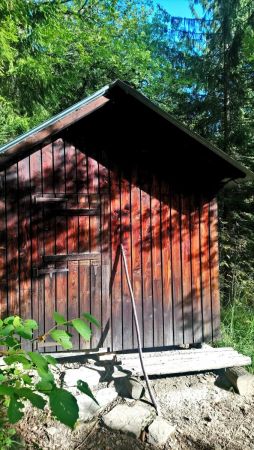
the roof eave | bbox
[111,80,253,182]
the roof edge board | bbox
[0,84,110,155]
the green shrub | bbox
[215,277,254,373]
[0,312,99,429]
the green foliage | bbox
[77,380,99,406]
[49,388,79,429]
[0,313,99,429]
[49,329,73,350]
[0,0,163,145]
[0,404,17,449]
[215,277,254,373]
[71,319,91,341]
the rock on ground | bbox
[103,401,156,438]
[115,376,145,400]
[96,387,118,408]
[64,366,101,388]
[76,395,100,422]
[16,371,254,450]
[77,386,118,421]
[148,416,176,446]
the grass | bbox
[214,282,254,373]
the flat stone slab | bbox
[103,401,156,438]
[64,366,101,388]
[148,417,176,446]
[77,395,100,421]
[96,387,118,408]
[77,386,118,422]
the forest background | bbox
[0,0,253,370]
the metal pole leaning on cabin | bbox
[120,244,160,415]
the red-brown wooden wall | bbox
[0,137,220,351]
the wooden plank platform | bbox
[118,346,251,376]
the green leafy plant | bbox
[0,312,99,429]
[0,404,17,450]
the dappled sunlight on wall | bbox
[0,136,220,352]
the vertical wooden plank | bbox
[121,174,133,350]
[190,195,203,343]
[6,164,19,316]
[0,172,7,318]
[161,180,173,346]
[53,138,65,195]
[42,143,54,195]
[66,143,79,349]
[65,143,77,195]
[18,157,32,350]
[151,175,163,347]
[209,197,220,340]
[131,170,143,348]
[88,154,101,349]
[171,192,183,345]
[99,151,111,350]
[200,196,212,341]
[42,143,55,350]
[30,150,44,343]
[181,195,193,344]
[140,174,153,348]
[53,139,68,328]
[110,166,122,351]
[77,149,90,349]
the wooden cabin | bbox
[0,80,252,352]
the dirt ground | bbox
[16,370,254,450]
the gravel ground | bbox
[15,371,254,450]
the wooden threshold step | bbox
[119,347,251,376]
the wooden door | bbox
[32,194,103,351]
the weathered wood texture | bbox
[119,347,251,376]
[0,137,220,351]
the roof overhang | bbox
[0,79,253,182]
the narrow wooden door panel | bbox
[88,155,102,349]
[131,171,143,348]
[140,175,153,349]
[181,195,193,344]
[121,174,133,350]
[110,166,122,351]
[171,192,183,345]
[18,156,32,350]
[151,176,163,347]
[99,152,111,350]
[6,164,19,316]
[30,150,44,345]
[161,181,173,346]
[190,195,203,343]
[209,198,220,339]
[200,197,212,341]
[77,150,91,349]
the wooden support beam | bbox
[43,252,100,262]
[46,208,100,216]
[33,267,69,277]
[118,348,251,376]
[33,196,68,204]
